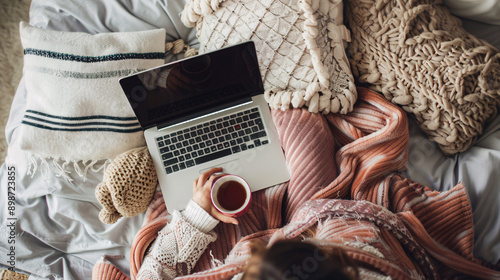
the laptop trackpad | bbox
[199,159,243,175]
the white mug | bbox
[210,175,251,218]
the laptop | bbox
[119,41,290,211]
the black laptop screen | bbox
[120,42,262,129]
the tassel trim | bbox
[27,153,110,182]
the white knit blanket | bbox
[18,22,166,174]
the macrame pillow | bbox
[181,0,357,114]
[345,0,500,155]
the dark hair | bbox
[243,239,359,280]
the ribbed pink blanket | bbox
[127,88,500,279]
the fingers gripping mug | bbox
[211,175,251,218]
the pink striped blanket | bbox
[126,88,499,279]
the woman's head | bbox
[242,239,358,280]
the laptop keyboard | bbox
[156,107,270,174]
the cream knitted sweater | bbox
[134,200,390,280]
[136,200,219,280]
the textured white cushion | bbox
[181,0,357,114]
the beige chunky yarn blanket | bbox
[346,0,500,155]
[181,0,357,115]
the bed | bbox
[0,0,499,279]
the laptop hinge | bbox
[157,100,253,131]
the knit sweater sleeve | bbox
[136,200,219,280]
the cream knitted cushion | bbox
[181,0,357,114]
[346,0,500,155]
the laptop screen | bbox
[120,42,262,129]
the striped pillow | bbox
[18,22,166,165]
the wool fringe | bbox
[27,153,110,182]
[209,250,224,269]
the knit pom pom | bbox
[95,147,158,224]
[99,209,122,224]
[0,269,29,280]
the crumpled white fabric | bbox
[444,0,500,25]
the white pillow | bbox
[19,22,166,164]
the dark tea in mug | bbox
[211,174,251,217]
[216,180,247,211]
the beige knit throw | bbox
[181,0,357,115]
[346,0,500,155]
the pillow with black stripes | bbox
[18,22,166,165]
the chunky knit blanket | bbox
[95,88,499,279]
[345,0,500,155]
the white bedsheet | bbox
[444,0,500,25]
[405,117,500,263]
[0,1,499,279]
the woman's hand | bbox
[192,167,239,225]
